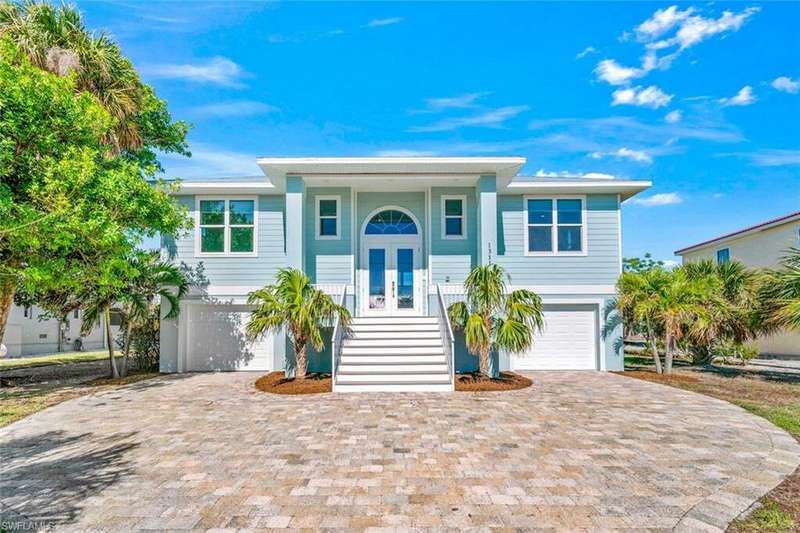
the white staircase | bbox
[334,316,453,392]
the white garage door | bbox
[186,304,273,371]
[513,304,598,370]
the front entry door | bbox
[364,243,421,315]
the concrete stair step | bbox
[346,330,441,340]
[336,372,450,384]
[341,346,445,356]
[340,355,446,364]
[338,363,448,373]
[334,383,453,393]
[349,324,440,332]
[343,338,443,348]
[351,317,439,325]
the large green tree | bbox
[0,38,189,347]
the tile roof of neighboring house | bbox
[675,210,800,255]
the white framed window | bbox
[195,197,258,257]
[523,195,587,256]
[315,195,340,240]
[441,195,467,239]
[716,248,730,264]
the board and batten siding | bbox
[429,187,478,284]
[495,194,621,285]
[304,187,353,285]
[163,194,287,287]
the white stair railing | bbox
[435,284,456,390]
[330,285,348,392]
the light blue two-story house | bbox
[160,157,651,391]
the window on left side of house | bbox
[317,197,339,238]
[199,199,255,254]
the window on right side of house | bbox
[526,199,553,252]
[716,248,730,264]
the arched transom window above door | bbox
[364,209,418,235]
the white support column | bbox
[285,175,305,271]
[477,175,497,265]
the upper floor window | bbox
[197,198,257,256]
[316,196,340,240]
[524,196,585,255]
[441,195,466,239]
[716,248,730,264]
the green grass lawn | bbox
[0,350,108,370]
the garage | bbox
[513,304,599,370]
[185,304,274,372]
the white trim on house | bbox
[440,194,467,240]
[314,195,341,240]
[431,284,616,295]
[522,195,588,257]
[194,196,259,258]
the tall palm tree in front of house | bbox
[447,264,545,378]
[246,268,351,379]
[761,248,800,333]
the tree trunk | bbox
[56,314,64,353]
[295,342,308,379]
[0,277,16,346]
[105,308,119,379]
[664,334,674,374]
[478,346,491,378]
[121,319,133,378]
[649,337,663,374]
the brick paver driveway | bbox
[1,372,798,532]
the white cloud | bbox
[630,192,683,206]
[576,46,597,59]
[161,142,260,177]
[409,105,530,132]
[612,85,673,108]
[366,17,403,27]
[635,6,695,41]
[772,76,800,94]
[373,149,438,157]
[658,7,760,51]
[189,101,279,118]
[421,92,488,111]
[724,149,800,167]
[142,56,247,87]
[718,85,756,107]
[534,169,620,180]
[594,58,650,86]
[590,147,653,163]
[664,110,682,123]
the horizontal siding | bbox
[165,195,287,288]
[315,255,353,285]
[430,255,472,284]
[496,194,620,285]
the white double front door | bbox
[360,238,422,316]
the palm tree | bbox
[0,1,188,156]
[616,268,671,373]
[81,253,187,378]
[761,248,800,332]
[246,268,351,379]
[447,264,544,378]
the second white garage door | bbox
[513,304,598,370]
[186,304,274,372]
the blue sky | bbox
[79,1,799,263]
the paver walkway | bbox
[1,372,798,532]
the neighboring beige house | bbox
[3,304,120,358]
[676,210,800,357]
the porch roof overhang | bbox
[504,177,652,201]
[256,156,526,189]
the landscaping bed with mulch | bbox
[619,360,799,532]
[455,371,532,392]
[255,372,332,394]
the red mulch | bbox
[455,371,532,392]
[255,372,331,395]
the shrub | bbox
[713,340,759,366]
